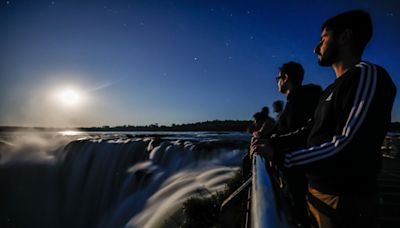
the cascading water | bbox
[0,132,249,228]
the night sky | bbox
[0,0,399,127]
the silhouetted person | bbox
[258,106,276,136]
[266,61,323,227]
[252,10,396,228]
[252,111,268,132]
[245,110,275,178]
[272,100,284,121]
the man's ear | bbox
[284,73,289,82]
[339,29,353,45]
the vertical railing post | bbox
[251,155,290,228]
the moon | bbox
[59,89,81,106]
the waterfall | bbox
[0,133,248,227]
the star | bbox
[194,57,199,61]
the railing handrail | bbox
[251,155,290,228]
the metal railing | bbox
[251,155,290,228]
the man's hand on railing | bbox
[252,130,262,139]
[250,137,275,160]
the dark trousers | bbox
[285,172,310,228]
[307,187,379,228]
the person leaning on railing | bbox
[252,10,397,228]
[244,109,276,179]
[252,61,323,228]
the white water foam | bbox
[0,132,248,227]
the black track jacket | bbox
[272,84,323,151]
[275,84,323,134]
[279,61,396,194]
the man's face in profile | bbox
[314,28,338,66]
[277,71,287,94]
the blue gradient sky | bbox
[0,0,399,127]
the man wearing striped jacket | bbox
[252,10,396,228]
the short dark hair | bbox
[279,61,304,85]
[273,100,284,111]
[253,111,266,122]
[261,106,270,116]
[322,10,372,56]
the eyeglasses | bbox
[276,76,284,82]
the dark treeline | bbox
[1,121,400,133]
[81,120,251,132]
